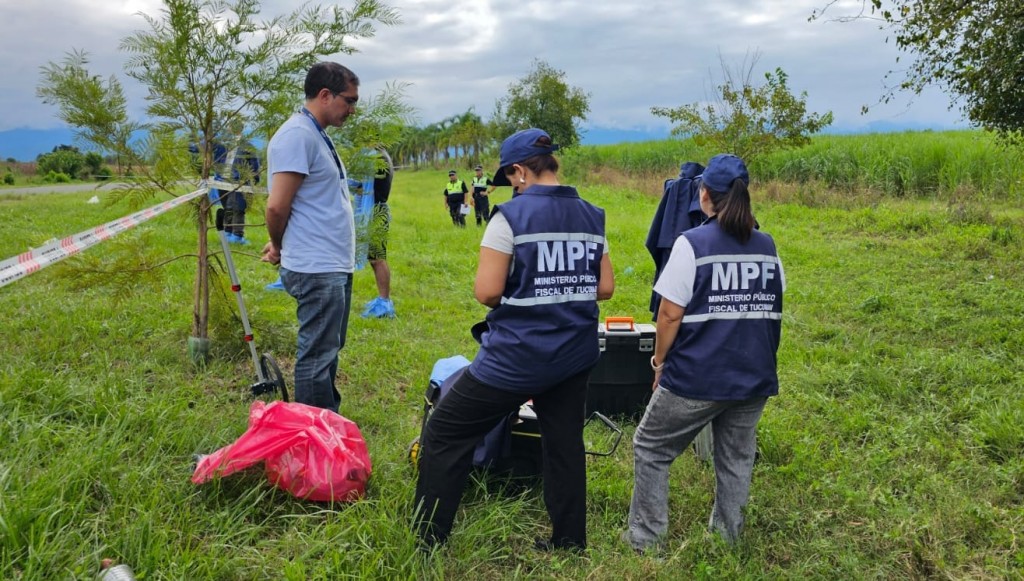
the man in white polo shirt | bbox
[262,62,359,412]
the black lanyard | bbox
[300,108,345,181]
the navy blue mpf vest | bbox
[660,219,784,401]
[469,185,607,393]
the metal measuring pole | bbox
[215,207,266,384]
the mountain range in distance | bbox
[0,120,968,162]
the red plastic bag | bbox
[192,400,372,502]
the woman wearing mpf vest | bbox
[624,154,785,552]
[414,128,614,552]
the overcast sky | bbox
[1,0,966,137]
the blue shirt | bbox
[267,113,354,273]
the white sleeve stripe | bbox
[513,232,607,245]
[502,293,598,306]
[694,254,780,266]
[683,311,782,323]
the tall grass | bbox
[758,131,1024,199]
[562,130,1024,200]
[561,139,706,180]
[0,162,1022,579]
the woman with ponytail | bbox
[624,154,785,551]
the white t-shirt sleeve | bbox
[480,211,514,253]
[653,235,696,307]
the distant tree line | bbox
[33,144,114,183]
[1,147,111,185]
[393,59,591,170]
[393,110,489,170]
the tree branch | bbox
[75,253,200,275]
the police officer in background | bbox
[414,128,614,552]
[470,164,495,226]
[624,154,785,551]
[443,169,469,227]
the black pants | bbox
[472,192,490,225]
[446,195,465,227]
[414,368,590,549]
[223,190,246,236]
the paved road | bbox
[0,182,129,196]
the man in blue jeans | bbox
[261,62,360,412]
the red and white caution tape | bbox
[0,186,208,289]
[208,179,266,195]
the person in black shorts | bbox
[362,149,396,318]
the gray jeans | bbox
[626,388,767,549]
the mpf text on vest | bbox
[703,260,781,314]
[533,273,599,297]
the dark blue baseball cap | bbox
[701,154,749,193]
[492,128,560,186]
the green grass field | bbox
[1,154,1023,579]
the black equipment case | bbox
[584,317,715,460]
[585,317,656,420]
[409,366,622,479]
